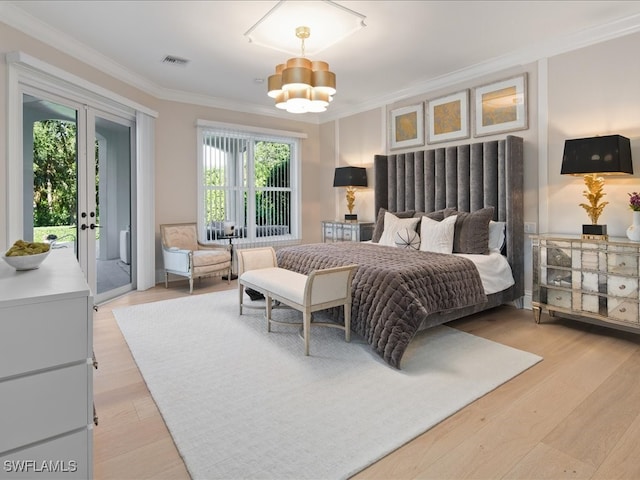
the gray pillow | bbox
[445,207,494,254]
[371,208,415,243]
[413,208,457,221]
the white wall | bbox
[546,31,640,237]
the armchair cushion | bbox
[192,249,231,268]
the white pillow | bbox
[379,212,420,247]
[394,228,421,250]
[419,215,457,254]
[489,221,506,251]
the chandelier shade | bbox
[267,26,336,114]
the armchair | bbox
[160,223,232,293]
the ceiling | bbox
[3,1,640,123]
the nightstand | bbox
[321,220,374,242]
[532,234,640,334]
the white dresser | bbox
[532,234,640,333]
[0,248,93,478]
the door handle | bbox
[90,224,100,230]
[81,224,88,230]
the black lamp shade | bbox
[333,166,368,187]
[561,134,633,175]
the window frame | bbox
[196,120,304,246]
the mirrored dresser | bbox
[321,220,374,243]
[532,234,640,333]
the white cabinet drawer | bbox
[546,288,571,309]
[0,363,90,453]
[0,297,90,378]
[0,428,91,479]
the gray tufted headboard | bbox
[374,135,524,307]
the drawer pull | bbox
[620,307,627,313]
[555,296,563,301]
[619,285,627,290]
[620,262,626,267]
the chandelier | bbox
[267,26,336,114]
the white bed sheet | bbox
[454,249,515,295]
[363,241,515,295]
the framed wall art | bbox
[427,90,469,144]
[390,103,424,150]
[474,74,528,137]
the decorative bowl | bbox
[2,250,50,271]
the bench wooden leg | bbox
[344,303,351,343]
[266,295,272,332]
[303,308,311,356]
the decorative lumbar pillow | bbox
[378,212,420,247]
[445,207,494,254]
[394,228,421,250]
[488,221,506,251]
[372,208,415,243]
[419,215,457,254]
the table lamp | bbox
[561,134,633,239]
[333,166,368,221]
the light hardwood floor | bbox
[94,278,640,479]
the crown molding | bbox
[2,2,640,125]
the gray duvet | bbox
[276,242,487,368]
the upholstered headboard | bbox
[374,135,524,302]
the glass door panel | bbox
[23,92,134,302]
[91,112,133,303]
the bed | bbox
[276,135,524,368]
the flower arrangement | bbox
[629,192,640,211]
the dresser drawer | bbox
[0,363,91,453]
[0,297,90,378]
[0,428,91,478]
[608,252,639,276]
[608,275,638,299]
[546,288,571,309]
[608,299,639,324]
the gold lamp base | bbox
[582,224,608,241]
[344,186,357,221]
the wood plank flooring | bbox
[93,278,640,479]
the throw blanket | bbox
[277,243,487,368]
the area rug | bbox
[113,289,542,480]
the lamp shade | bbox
[561,135,633,175]
[333,167,367,188]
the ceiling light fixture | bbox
[267,26,336,114]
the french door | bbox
[22,90,135,303]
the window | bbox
[197,121,302,246]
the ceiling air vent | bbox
[162,55,189,66]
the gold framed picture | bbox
[427,90,469,144]
[474,74,528,137]
[390,103,424,150]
